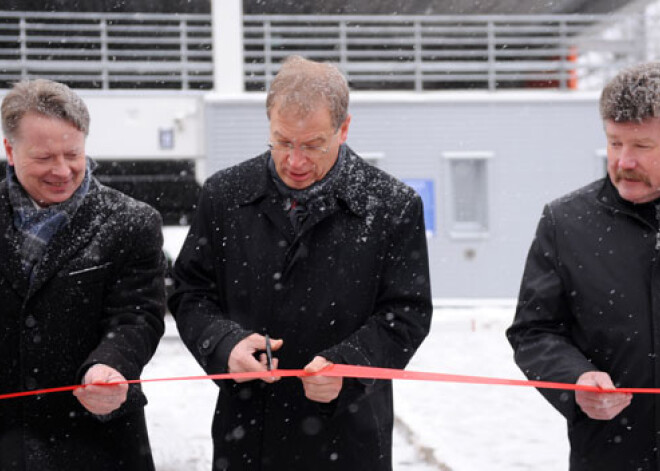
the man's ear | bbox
[4,138,15,166]
[338,114,351,145]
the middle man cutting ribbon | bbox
[168,55,433,470]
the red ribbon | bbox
[0,364,654,401]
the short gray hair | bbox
[1,79,90,141]
[266,55,349,130]
[600,61,660,123]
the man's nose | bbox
[288,146,307,167]
[50,156,71,177]
[618,147,637,169]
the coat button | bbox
[25,316,37,328]
[25,376,37,390]
[201,339,211,349]
[26,439,40,452]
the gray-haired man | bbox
[170,55,432,470]
[0,79,165,470]
[508,62,660,470]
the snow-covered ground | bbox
[394,304,569,470]
[143,305,569,470]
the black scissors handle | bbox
[264,334,273,371]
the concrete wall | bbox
[82,92,205,160]
[0,88,607,299]
[0,91,206,173]
[204,91,607,299]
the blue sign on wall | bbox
[402,179,435,237]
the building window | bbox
[595,148,608,177]
[443,151,492,238]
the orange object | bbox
[567,45,578,89]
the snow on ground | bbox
[143,334,215,470]
[162,226,189,262]
[143,305,570,470]
[394,304,569,471]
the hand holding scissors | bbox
[227,333,283,383]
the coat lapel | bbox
[298,199,340,237]
[258,195,295,243]
[27,186,107,298]
[242,150,370,277]
[240,157,295,243]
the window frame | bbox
[442,150,493,240]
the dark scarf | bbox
[268,144,346,234]
[6,158,95,281]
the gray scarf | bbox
[6,158,95,281]
[268,144,346,234]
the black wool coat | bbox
[508,177,660,471]
[169,149,432,471]
[0,179,166,471]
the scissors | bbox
[264,334,273,371]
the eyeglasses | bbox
[267,128,339,160]
[267,141,332,159]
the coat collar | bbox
[596,176,629,210]
[0,179,109,299]
[596,176,660,227]
[238,146,371,218]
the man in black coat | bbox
[0,79,165,470]
[169,55,432,470]
[508,62,660,470]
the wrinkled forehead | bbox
[272,94,330,119]
[12,112,86,146]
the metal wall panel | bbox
[204,93,605,299]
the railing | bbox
[244,13,655,91]
[0,11,213,90]
[0,11,656,91]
